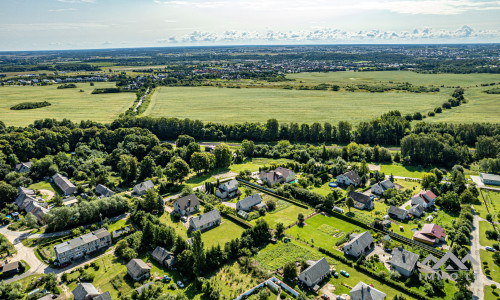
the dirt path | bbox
[38,189,54,200]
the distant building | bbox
[173,194,200,215]
[152,246,176,269]
[52,173,76,196]
[389,247,419,277]
[95,184,114,198]
[298,257,330,289]
[480,173,500,186]
[259,167,295,185]
[344,231,374,258]
[126,258,151,281]
[54,228,111,263]
[236,194,265,212]
[371,179,395,196]
[133,180,154,195]
[412,224,446,245]
[336,170,361,187]
[350,281,386,300]
[347,191,374,210]
[215,179,239,199]
[14,162,32,173]
[189,209,221,232]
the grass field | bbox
[145,86,447,124]
[479,221,498,247]
[250,202,314,229]
[0,82,135,126]
[481,249,500,283]
[380,163,431,178]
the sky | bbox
[1,0,500,50]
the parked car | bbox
[177,281,185,288]
[321,295,330,300]
[61,262,71,268]
[162,275,171,283]
[384,248,392,253]
[336,296,346,300]
[181,216,187,222]
[333,272,339,278]
[340,270,349,277]
[486,246,496,252]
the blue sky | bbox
[1,0,500,50]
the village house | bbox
[173,194,200,215]
[54,228,112,263]
[215,179,240,199]
[298,257,331,290]
[336,170,361,187]
[14,161,32,173]
[189,209,221,232]
[52,173,76,196]
[2,261,19,276]
[344,231,374,258]
[408,204,425,218]
[259,167,295,185]
[350,281,386,300]
[126,258,151,281]
[15,187,48,223]
[348,191,374,210]
[371,179,395,196]
[388,206,408,220]
[412,224,446,245]
[95,184,114,198]
[389,247,419,277]
[480,173,500,186]
[236,194,265,212]
[15,187,39,209]
[72,282,111,300]
[410,190,437,208]
[152,246,176,269]
[133,180,155,195]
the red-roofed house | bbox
[410,190,437,208]
[412,224,446,245]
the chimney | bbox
[187,200,191,207]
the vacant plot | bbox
[250,202,314,229]
[285,214,363,251]
[145,86,446,124]
[0,83,135,126]
[201,217,246,248]
[479,221,497,247]
[481,190,500,220]
[380,163,431,179]
[481,249,500,283]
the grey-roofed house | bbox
[389,247,419,277]
[408,204,425,218]
[126,258,151,281]
[480,173,500,186]
[152,246,176,269]
[236,194,264,212]
[133,180,155,196]
[72,282,100,300]
[350,281,386,300]
[259,167,295,185]
[95,184,114,198]
[215,179,239,199]
[24,201,49,222]
[173,194,200,215]
[15,187,37,210]
[189,209,221,232]
[2,261,19,275]
[14,161,32,173]
[52,173,76,196]
[371,179,395,196]
[344,231,374,258]
[348,191,374,210]
[93,291,112,300]
[298,257,331,289]
[54,228,111,263]
[336,170,361,187]
[388,206,408,220]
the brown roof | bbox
[2,261,19,272]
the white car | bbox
[176,281,185,288]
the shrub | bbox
[10,101,51,110]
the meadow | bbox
[0,82,135,126]
[249,202,314,229]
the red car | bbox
[321,295,330,300]
[61,262,71,268]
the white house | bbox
[336,170,361,187]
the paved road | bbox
[471,207,485,300]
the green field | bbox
[145,85,447,124]
[0,83,135,126]
[479,221,498,247]
[250,203,314,229]
[380,163,431,179]
[481,249,500,283]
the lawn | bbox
[480,190,500,221]
[0,82,136,126]
[108,218,130,232]
[380,163,430,179]
[285,214,364,251]
[144,85,447,124]
[250,202,314,229]
[393,178,422,193]
[0,233,15,256]
[479,221,498,247]
[28,180,62,197]
[480,249,500,283]
[485,285,500,300]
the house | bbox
[350,281,386,300]
[15,187,38,209]
[126,258,151,281]
[93,292,112,300]
[408,204,425,218]
[14,187,48,223]
[371,179,395,196]
[152,246,176,269]
[189,209,221,232]
[52,173,76,196]
[54,228,111,263]
[215,179,239,199]
[348,191,374,210]
[24,201,49,222]
[388,206,408,220]
[95,184,114,198]
[173,194,200,215]
[14,162,32,173]
[259,167,295,185]
[344,231,374,258]
[298,257,330,289]
[2,261,19,275]
[72,283,100,300]
[236,194,265,212]
[411,190,437,208]
[336,170,361,187]
[412,224,446,245]
[133,180,154,195]
[389,247,419,277]
[480,173,500,186]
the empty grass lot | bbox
[0,83,135,126]
[250,203,314,229]
[145,86,446,124]
[479,221,498,247]
[285,214,363,251]
[380,163,431,179]
[481,249,500,283]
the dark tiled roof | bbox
[190,209,221,229]
[348,191,371,204]
[350,281,386,300]
[175,194,200,210]
[390,247,419,273]
[388,206,408,219]
[126,259,151,279]
[52,173,75,194]
[237,194,262,210]
[342,170,361,185]
[300,257,330,285]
